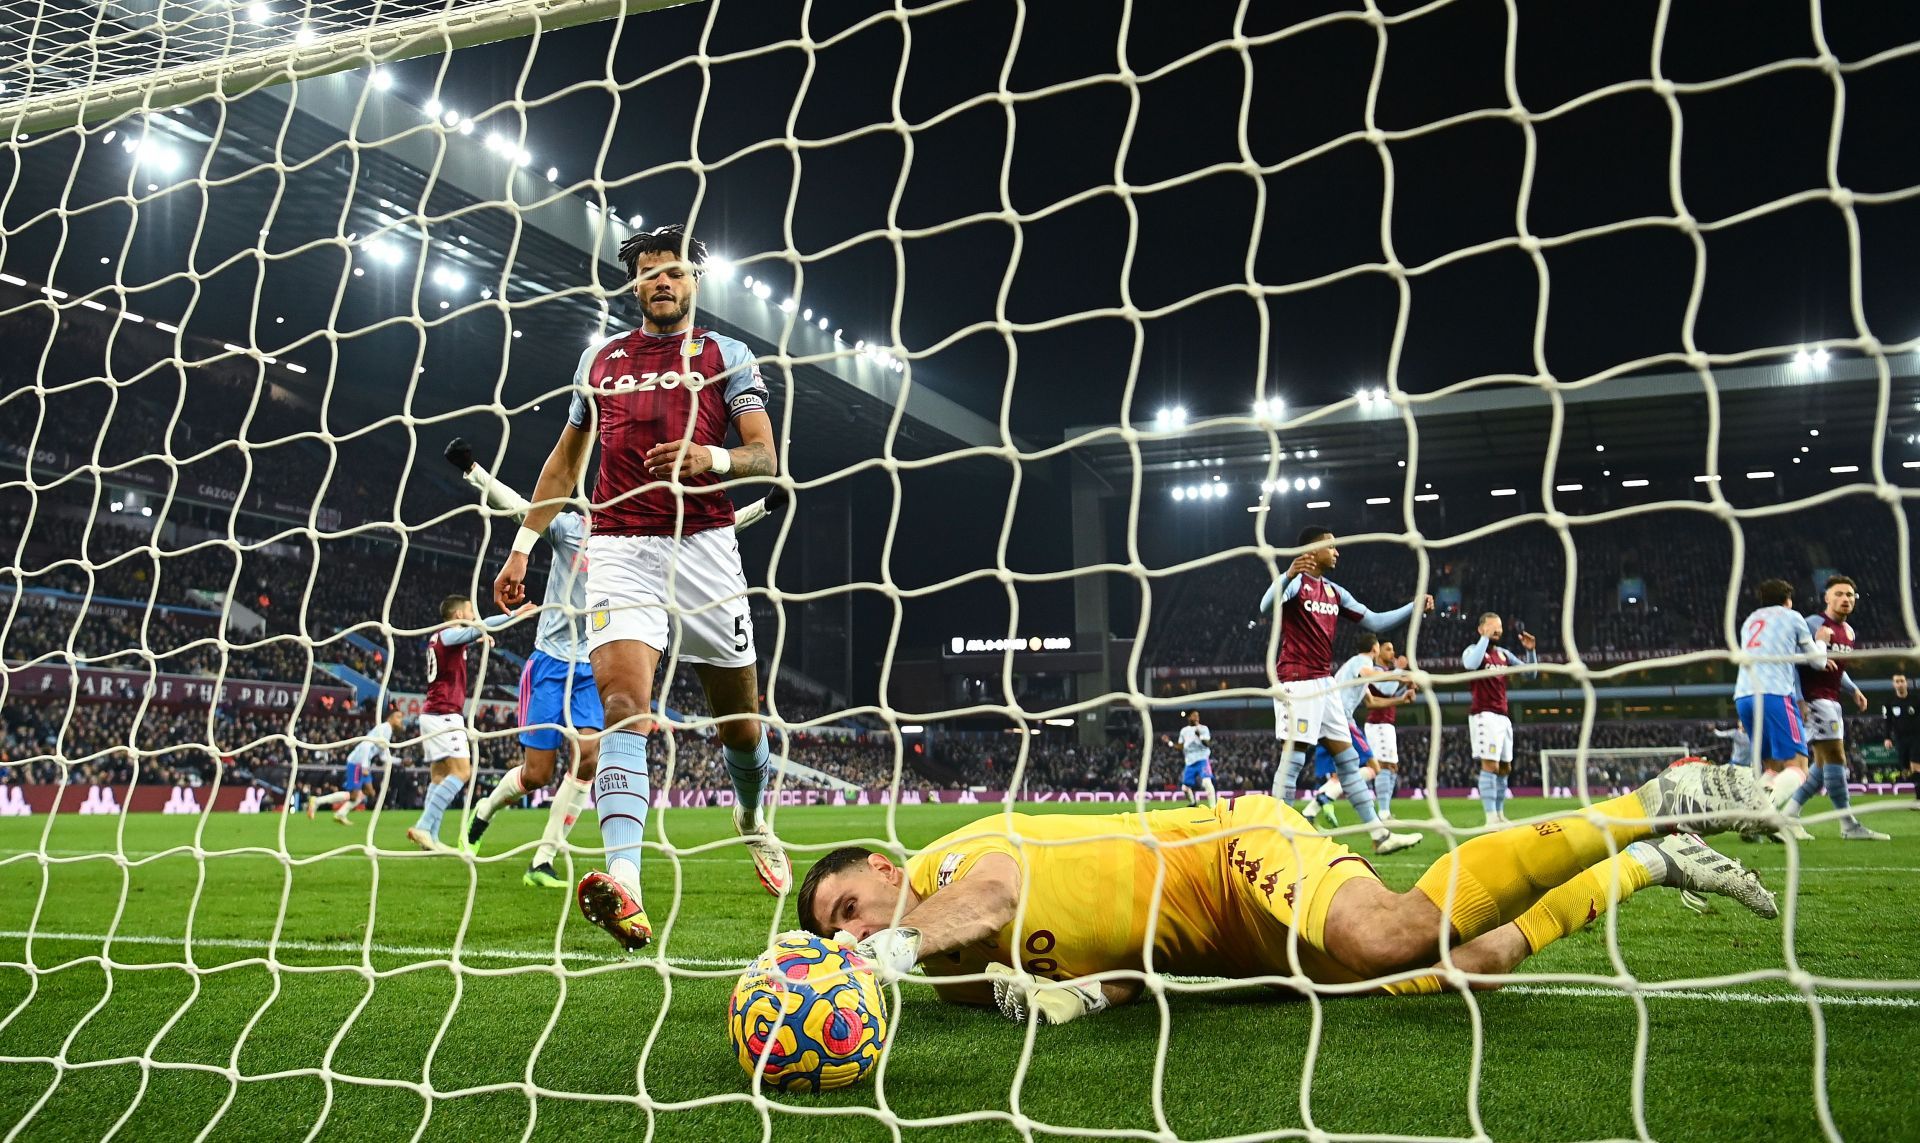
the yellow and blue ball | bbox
[727,931,889,1092]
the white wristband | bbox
[705,444,733,475]
[510,525,541,556]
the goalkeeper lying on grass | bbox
[797,762,1777,1023]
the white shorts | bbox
[1469,711,1514,764]
[418,711,468,764]
[1273,678,1353,749]
[1804,698,1845,745]
[1363,722,1399,765]
[585,528,755,668]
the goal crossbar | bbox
[0,0,693,136]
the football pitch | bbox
[2,797,1915,1143]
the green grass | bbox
[2,796,1916,1142]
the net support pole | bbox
[1,0,699,136]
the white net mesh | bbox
[3,0,1919,1140]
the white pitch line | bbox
[4,850,1918,875]
[1502,985,1920,1009]
[0,848,746,863]
[2,930,1915,1009]
[0,929,742,968]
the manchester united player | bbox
[1784,576,1886,839]
[1462,613,1537,826]
[407,595,527,852]
[493,224,788,952]
[1732,578,1825,835]
[1260,527,1427,855]
[1362,641,1416,819]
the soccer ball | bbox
[727,931,889,1092]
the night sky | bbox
[391,0,1920,428]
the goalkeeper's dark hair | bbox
[797,845,877,934]
[1755,578,1794,607]
[1296,526,1334,547]
[439,593,470,620]
[617,224,708,281]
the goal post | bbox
[0,0,695,136]
[1538,746,1696,800]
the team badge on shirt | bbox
[682,338,705,356]
[936,853,965,888]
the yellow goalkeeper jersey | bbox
[902,796,1382,1003]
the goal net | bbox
[4,1,1919,1141]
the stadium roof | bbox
[1066,356,1920,498]
[3,68,1023,482]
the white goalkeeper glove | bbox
[834,927,921,982]
[986,963,1109,1026]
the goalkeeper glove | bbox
[986,963,1109,1026]
[444,437,475,473]
[760,484,790,518]
[734,485,791,532]
[835,927,921,982]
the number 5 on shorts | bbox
[734,614,749,653]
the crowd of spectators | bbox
[1146,501,1914,671]
[0,303,491,551]
[0,655,885,802]
[923,714,1904,796]
[9,283,1916,808]
[9,695,1906,806]
[1,699,374,793]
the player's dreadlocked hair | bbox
[617,224,709,281]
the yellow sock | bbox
[1512,851,1655,954]
[1413,791,1655,942]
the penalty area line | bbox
[1501,984,1920,1009]
[0,929,743,968]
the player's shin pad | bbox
[723,727,771,808]
[1332,748,1378,823]
[1413,790,1652,942]
[1274,751,1307,800]
[594,731,651,885]
[1512,852,1655,954]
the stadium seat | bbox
[237,787,264,814]
[79,785,119,815]
[1,786,29,817]
[163,786,199,815]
